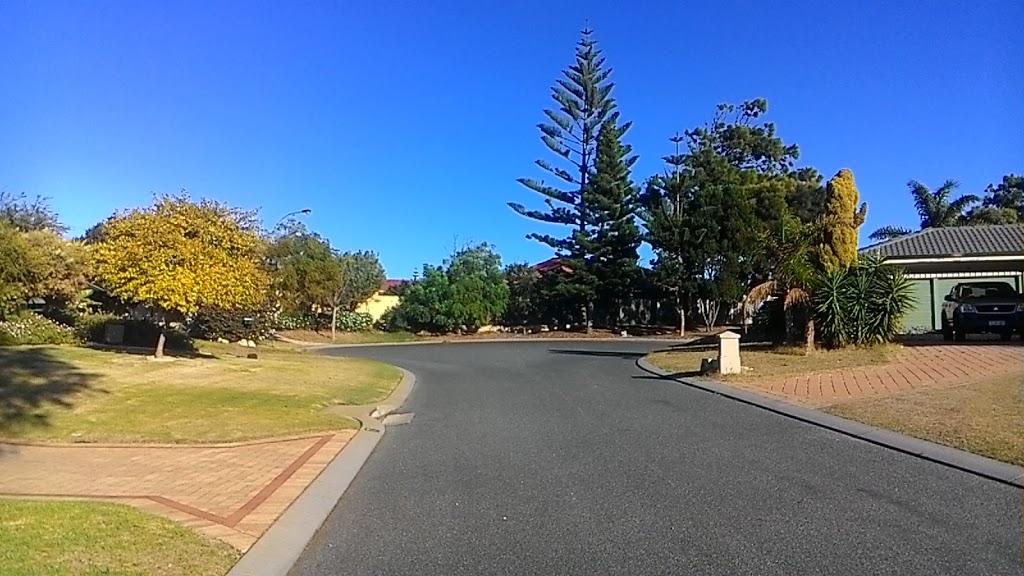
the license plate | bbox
[989,320,1006,326]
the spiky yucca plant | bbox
[813,254,915,348]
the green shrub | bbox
[334,311,374,332]
[813,255,915,348]
[191,305,274,342]
[376,307,410,332]
[0,313,80,345]
[74,313,117,343]
[273,313,315,331]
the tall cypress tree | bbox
[511,28,628,251]
[582,119,641,326]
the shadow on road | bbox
[0,347,103,440]
[548,348,648,360]
[632,369,703,381]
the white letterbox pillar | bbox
[717,330,742,375]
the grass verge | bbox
[0,342,401,443]
[0,499,240,576]
[824,373,1024,466]
[645,344,895,382]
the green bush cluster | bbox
[375,307,408,332]
[273,313,315,331]
[382,244,508,334]
[334,311,374,332]
[0,313,80,345]
[813,255,915,348]
[191,305,274,342]
[74,312,117,343]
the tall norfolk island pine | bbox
[511,29,634,330]
[580,120,641,325]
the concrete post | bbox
[717,330,742,375]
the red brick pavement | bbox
[746,344,1023,407]
[0,431,355,550]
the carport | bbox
[860,224,1024,333]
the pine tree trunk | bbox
[585,302,593,334]
[154,331,166,359]
[805,317,815,354]
[677,293,685,337]
[331,306,337,341]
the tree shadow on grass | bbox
[0,347,105,441]
[84,342,212,359]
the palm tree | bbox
[869,179,979,241]
[743,217,818,352]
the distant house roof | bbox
[533,257,573,273]
[860,224,1023,260]
[381,279,407,294]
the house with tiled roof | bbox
[354,279,408,321]
[859,224,1024,332]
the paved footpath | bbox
[748,343,1023,406]
[0,431,354,550]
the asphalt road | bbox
[291,340,1023,576]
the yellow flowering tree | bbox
[0,222,93,319]
[94,195,269,356]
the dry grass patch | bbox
[0,342,401,444]
[646,344,895,382]
[825,373,1024,466]
[0,499,239,576]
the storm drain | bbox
[381,412,415,426]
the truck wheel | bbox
[953,321,967,342]
[941,316,953,341]
[1000,330,1012,342]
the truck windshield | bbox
[961,283,1018,298]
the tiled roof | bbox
[381,279,407,294]
[860,224,1024,259]
[533,257,570,272]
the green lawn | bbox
[0,342,402,443]
[646,344,894,381]
[0,499,240,576]
[825,373,1024,466]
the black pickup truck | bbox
[941,281,1023,341]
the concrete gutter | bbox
[636,357,1024,489]
[227,368,417,576]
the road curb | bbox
[311,336,692,349]
[635,357,1024,489]
[226,367,417,576]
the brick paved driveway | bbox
[0,431,354,551]
[741,343,1023,406]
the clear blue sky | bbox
[2,0,1021,279]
